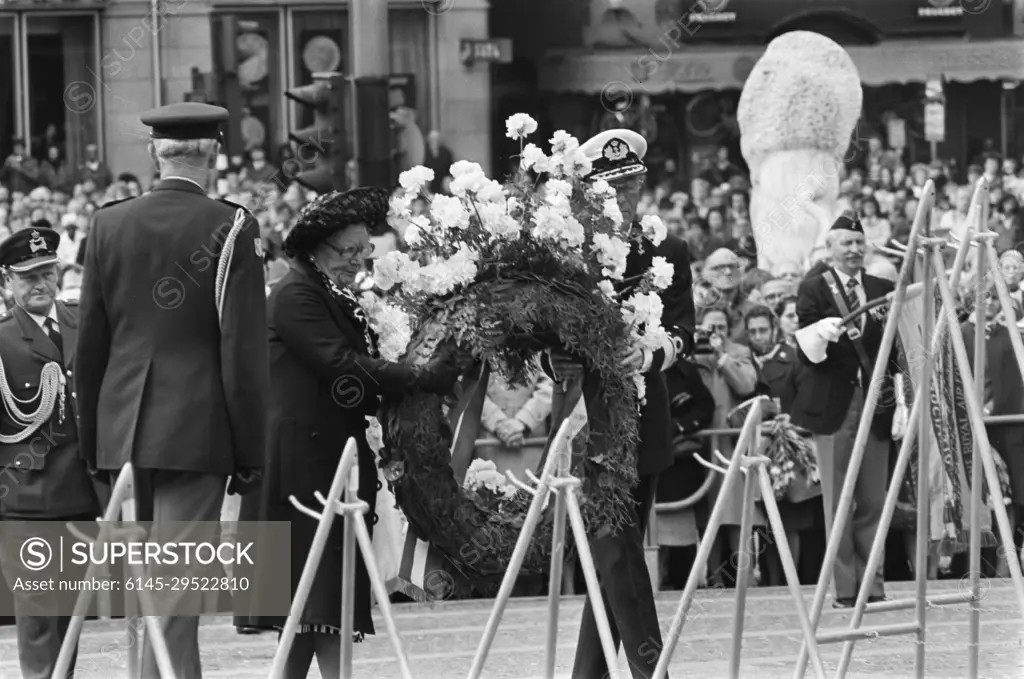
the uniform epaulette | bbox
[219,198,255,218]
[95,196,136,211]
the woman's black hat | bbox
[283,187,391,258]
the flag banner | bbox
[895,271,997,555]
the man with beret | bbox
[0,226,100,678]
[791,211,899,607]
[541,128,694,678]
[76,103,269,678]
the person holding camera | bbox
[692,305,760,586]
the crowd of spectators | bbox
[639,141,1024,591]
[4,128,1024,595]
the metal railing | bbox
[479,410,1024,518]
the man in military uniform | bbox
[792,212,897,607]
[76,103,269,678]
[0,226,100,678]
[544,129,695,678]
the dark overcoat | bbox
[0,301,99,518]
[962,321,1024,504]
[756,341,801,414]
[75,178,269,476]
[244,260,422,633]
[539,230,696,477]
[791,268,897,440]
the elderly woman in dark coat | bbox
[244,188,458,678]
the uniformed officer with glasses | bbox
[541,128,696,678]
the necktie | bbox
[44,318,64,363]
[846,277,863,330]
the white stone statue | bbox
[738,31,863,274]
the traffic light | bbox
[285,72,346,193]
[353,76,394,189]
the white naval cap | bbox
[578,128,648,182]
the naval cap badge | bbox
[28,231,47,254]
[603,138,628,162]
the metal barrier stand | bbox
[465,413,620,679]
[652,399,826,679]
[53,462,176,678]
[794,178,1024,679]
[270,437,412,679]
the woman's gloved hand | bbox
[415,360,462,395]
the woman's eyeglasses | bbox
[324,242,374,262]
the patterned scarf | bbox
[308,257,378,358]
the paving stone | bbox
[0,580,1021,677]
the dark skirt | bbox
[234,441,379,635]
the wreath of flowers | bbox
[362,114,672,585]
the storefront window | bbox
[25,13,98,173]
[0,16,16,162]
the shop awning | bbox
[538,37,1024,94]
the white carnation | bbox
[549,130,578,154]
[590,179,615,199]
[520,144,550,172]
[444,243,480,287]
[562,147,593,179]
[598,279,617,300]
[476,179,507,203]
[545,152,565,178]
[531,207,584,249]
[464,458,515,497]
[390,192,414,217]
[640,214,667,246]
[430,194,470,230]
[450,173,486,197]
[545,179,573,200]
[375,305,413,361]
[450,160,485,179]
[408,214,431,236]
[404,223,423,246]
[505,113,538,140]
[370,251,411,292]
[592,233,629,280]
[531,205,567,242]
[545,190,572,213]
[477,202,521,240]
[398,166,435,193]
[633,372,646,405]
[358,294,412,362]
[603,198,623,227]
[561,215,586,249]
[622,292,665,330]
[650,256,675,290]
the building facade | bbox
[490,0,1024,180]
[1,0,492,185]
